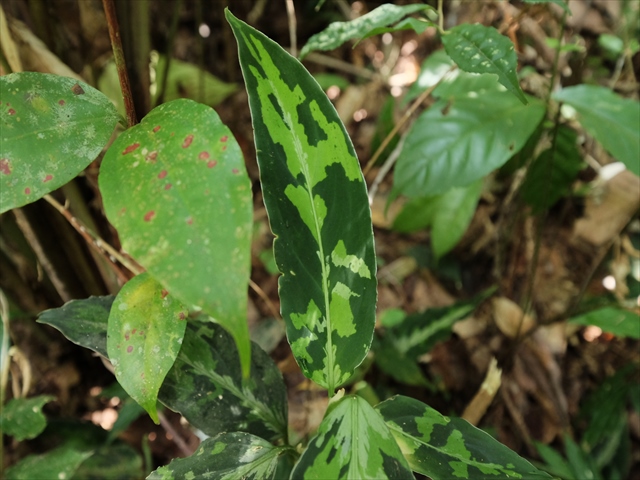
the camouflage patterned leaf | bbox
[227,10,377,394]
[299,4,433,59]
[4,445,94,480]
[107,273,188,423]
[291,395,414,479]
[0,395,54,441]
[99,98,253,377]
[0,72,120,213]
[147,433,296,480]
[442,23,527,104]
[376,395,551,479]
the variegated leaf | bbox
[226,10,377,394]
[376,395,551,479]
[291,395,414,479]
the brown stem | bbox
[102,0,137,127]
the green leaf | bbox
[299,4,434,59]
[393,91,545,197]
[442,23,527,104]
[376,395,552,479]
[357,17,436,45]
[564,434,601,480]
[521,125,585,212]
[553,85,640,175]
[159,319,288,441]
[227,10,377,394]
[37,295,114,357]
[75,442,143,479]
[0,72,120,213]
[523,0,572,15]
[569,307,640,339]
[99,98,253,377]
[393,180,483,259]
[404,50,455,106]
[4,444,93,480]
[291,395,414,479]
[107,273,188,423]
[37,297,288,440]
[534,441,575,479]
[374,340,432,387]
[0,395,54,441]
[147,432,296,480]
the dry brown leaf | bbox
[492,296,536,338]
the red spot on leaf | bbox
[207,160,217,168]
[222,145,227,151]
[144,210,155,222]
[186,217,193,225]
[123,143,140,155]
[43,174,53,183]
[139,330,144,336]
[132,329,137,334]
[179,312,186,320]
[161,289,169,298]
[153,125,161,133]
[164,183,172,190]
[158,170,167,179]
[182,134,194,148]
[199,151,210,160]
[0,159,11,175]
[125,333,130,341]
[232,168,239,174]
[220,135,228,142]
[8,109,16,115]
[119,207,126,215]
[146,151,158,163]
[127,345,133,353]
[71,83,85,95]
[58,99,65,106]
[24,187,31,195]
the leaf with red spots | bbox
[107,273,187,423]
[0,72,120,213]
[99,98,253,377]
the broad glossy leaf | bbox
[147,432,296,480]
[521,125,585,212]
[393,91,545,197]
[107,273,188,423]
[553,85,640,175]
[37,295,114,356]
[291,395,414,479]
[569,307,640,339]
[442,24,527,104]
[0,395,54,440]
[37,297,288,440]
[99,98,253,377]
[0,72,120,213]
[159,319,288,441]
[299,4,433,59]
[393,180,483,259]
[227,11,377,393]
[4,445,93,480]
[376,395,551,479]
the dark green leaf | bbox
[299,4,434,59]
[523,0,572,15]
[564,434,601,480]
[376,395,551,479]
[99,98,253,377]
[374,341,432,387]
[159,319,288,441]
[442,23,527,104]
[107,273,188,423]
[227,10,377,394]
[534,441,575,479]
[569,307,640,339]
[291,394,414,479]
[357,17,436,45]
[147,432,296,480]
[74,442,143,479]
[521,125,585,212]
[37,296,114,357]
[0,72,120,213]
[0,395,54,441]
[553,85,640,175]
[370,95,399,165]
[4,445,93,480]
[393,180,483,259]
[393,91,545,197]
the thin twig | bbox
[155,0,183,106]
[43,195,142,279]
[304,52,379,81]
[102,0,137,127]
[285,0,297,57]
[362,65,455,177]
[249,278,281,321]
[367,132,406,205]
[157,410,194,457]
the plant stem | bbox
[43,195,142,279]
[0,290,10,471]
[437,0,444,33]
[155,0,183,106]
[545,7,567,105]
[102,0,137,127]
[285,0,297,57]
